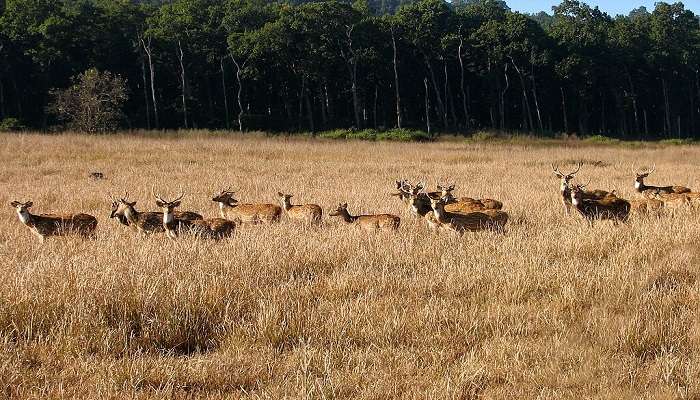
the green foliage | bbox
[583,135,621,144]
[0,118,25,132]
[659,138,694,146]
[319,128,430,142]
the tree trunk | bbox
[141,37,159,129]
[220,58,230,129]
[390,28,402,129]
[644,109,649,137]
[177,41,188,129]
[690,82,695,136]
[560,86,568,133]
[373,85,378,129]
[298,75,305,130]
[510,59,533,132]
[320,84,328,128]
[424,77,431,136]
[458,37,470,129]
[0,78,5,120]
[231,55,245,132]
[662,77,671,137]
[304,84,314,133]
[626,69,639,136]
[140,55,151,129]
[530,74,543,132]
[600,90,606,134]
[325,84,333,122]
[424,53,448,128]
[444,61,457,129]
[499,63,509,130]
[344,26,361,130]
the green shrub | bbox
[346,129,378,140]
[468,131,500,141]
[318,129,350,139]
[376,128,432,142]
[583,134,620,144]
[659,138,694,146]
[0,117,24,132]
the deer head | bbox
[633,164,655,189]
[552,162,582,191]
[212,187,239,207]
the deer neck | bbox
[432,205,448,223]
[634,180,645,192]
[281,198,293,211]
[123,205,139,223]
[218,201,237,217]
[571,195,582,208]
[339,210,356,223]
[16,209,32,226]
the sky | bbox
[506,0,700,16]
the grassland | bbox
[1,131,700,398]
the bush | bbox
[48,68,128,133]
[659,138,694,146]
[583,134,620,144]
[376,128,432,142]
[0,117,24,132]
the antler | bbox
[569,161,582,176]
[173,191,185,203]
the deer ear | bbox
[10,201,20,207]
[129,201,137,207]
[25,201,33,208]
[173,201,181,207]
[155,200,165,208]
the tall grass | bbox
[0,132,699,398]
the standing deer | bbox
[633,165,691,195]
[277,192,322,224]
[552,163,613,215]
[155,193,235,240]
[10,200,97,241]
[329,203,400,231]
[570,184,630,224]
[212,188,282,224]
[110,195,168,234]
[428,197,508,234]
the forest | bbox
[0,0,699,139]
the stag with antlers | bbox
[633,165,691,196]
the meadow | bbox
[1,131,700,399]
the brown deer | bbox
[633,165,691,195]
[569,184,630,224]
[428,197,508,234]
[212,188,282,224]
[552,163,613,215]
[436,183,504,212]
[390,180,412,204]
[277,192,323,224]
[644,190,691,212]
[329,203,400,231]
[110,195,202,229]
[629,198,664,217]
[155,193,235,240]
[401,182,433,217]
[10,200,97,241]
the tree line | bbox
[0,0,699,139]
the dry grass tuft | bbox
[1,132,700,398]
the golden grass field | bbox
[1,131,700,398]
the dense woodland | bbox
[0,0,699,138]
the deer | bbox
[436,183,504,212]
[552,162,614,215]
[633,165,691,196]
[643,190,692,212]
[569,184,630,224]
[628,198,664,217]
[428,196,508,234]
[10,200,97,242]
[110,195,202,229]
[212,188,282,224]
[401,182,433,217]
[277,192,322,224]
[155,193,235,240]
[328,203,400,231]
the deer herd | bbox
[8,163,700,242]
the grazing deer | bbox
[329,203,400,231]
[633,165,691,195]
[569,184,630,224]
[212,188,282,224]
[428,197,508,234]
[277,192,322,224]
[552,163,613,215]
[155,193,235,240]
[10,200,97,241]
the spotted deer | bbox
[10,200,97,241]
[277,192,322,224]
[428,197,508,234]
[401,183,433,217]
[212,188,282,224]
[570,184,630,224]
[436,183,503,212]
[644,191,691,212]
[634,165,691,196]
[155,193,235,240]
[329,203,400,231]
[552,163,613,215]
[629,198,664,217]
[110,195,202,229]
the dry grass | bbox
[1,132,700,398]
